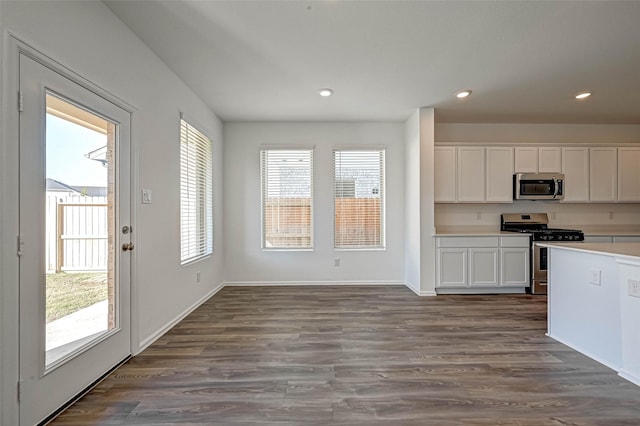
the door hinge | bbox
[17,380,22,402]
[17,236,23,257]
[18,90,24,112]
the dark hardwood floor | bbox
[51,286,640,425]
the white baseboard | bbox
[618,369,640,387]
[405,283,437,296]
[223,280,406,287]
[137,282,224,354]
[547,333,621,372]
[436,287,526,295]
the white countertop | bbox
[581,229,640,236]
[434,226,530,237]
[537,242,640,260]
[435,226,640,237]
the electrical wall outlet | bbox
[589,269,601,286]
[629,279,640,298]
[196,271,201,283]
[334,258,340,267]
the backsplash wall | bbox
[435,202,640,230]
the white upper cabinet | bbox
[538,147,562,172]
[561,147,590,202]
[618,147,640,202]
[435,144,639,204]
[485,147,514,202]
[589,147,617,202]
[434,147,457,202]
[457,147,485,202]
[514,147,538,173]
[514,146,562,173]
[515,147,561,173]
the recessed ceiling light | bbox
[319,88,334,97]
[575,91,591,100]
[456,89,472,99]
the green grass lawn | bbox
[46,272,108,323]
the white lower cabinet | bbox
[501,247,530,286]
[469,248,499,286]
[436,236,529,292]
[437,248,467,287]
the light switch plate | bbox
[142,189,152,204]
[589,269,601,286]
[629,279,640,298]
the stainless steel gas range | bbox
[501,213,584,294]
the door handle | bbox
[122,242,134,251]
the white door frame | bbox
[0,35,139,425]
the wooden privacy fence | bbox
[335,197,381,247]
[263,197,381,247]
[45,193,108,273]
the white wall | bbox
[404,110,421,293]
[436,202,640,230]
[419,109,437,295]
[1,2,224,422]
[223,122,405,285]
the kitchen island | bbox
[540,242,640,387]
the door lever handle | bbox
[122,242,134,251]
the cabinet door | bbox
[434,147,456,202]
[590,148,617,202]
[514,147,538,173]
[457,147,485,202]
[501,247,529,286]
[469,248,499,286]
[618,148,640,202]
[486,147,514,202]
[539,147,562,173]
[561,147,589,202]
[437,249,467,287]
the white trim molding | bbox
[224,280,406,287]
[137,282,225,353]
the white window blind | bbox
[260,149,313,249]
[334,149,385,249]
[180,118,213,264]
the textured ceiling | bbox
[105,0,640,123]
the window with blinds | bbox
[180,118,213,264]
[260,149,313,249]
[334,149,385,249]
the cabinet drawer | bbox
[437,237,499,248]
[584,236,613,243]
[500,236,530,247]
[613,236,640,243]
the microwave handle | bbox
[552,177,559,198]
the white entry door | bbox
[18,53,132,425]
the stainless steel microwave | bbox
[513,173,564,200]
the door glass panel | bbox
[45,93,117,369]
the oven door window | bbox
[539,246,547,271]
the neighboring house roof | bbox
[46,178,107,197]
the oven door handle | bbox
[552,177,559,199]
